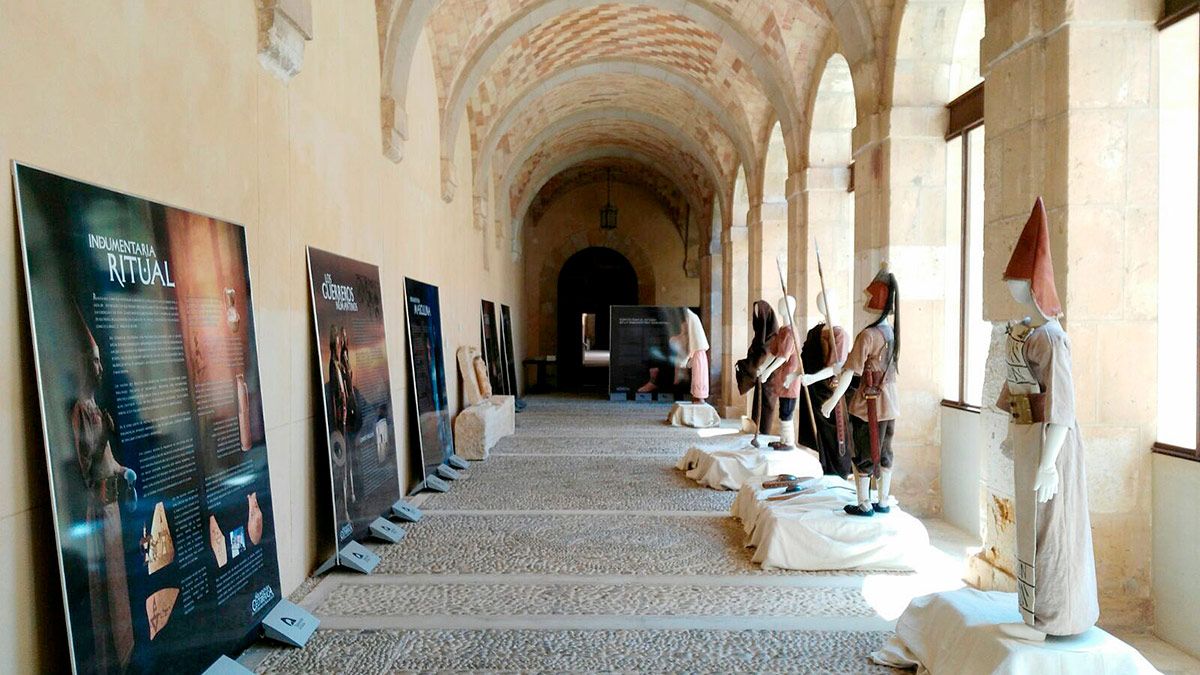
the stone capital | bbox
[256,0,313,82]
[381,97,408,163]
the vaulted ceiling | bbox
[379,0,894,249]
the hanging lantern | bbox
[599,168,618,230]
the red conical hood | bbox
[1003,197,1062,319]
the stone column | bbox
[848,102,947,517]
[969,0,1159,629]
[720,226,750,417]
[802,166,854,330]
[746,202,765,308]
[701,249,724,404]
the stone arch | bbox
[376,0,435,162]
[533,230,659,358]
[804,52,856,327]
[502,110,726,242]
[437,0,804,199]
[476,60,757,199]
[756,121,789,315]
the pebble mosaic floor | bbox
[245,395,920,673]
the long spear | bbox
[814,243,848,462]
[774,254,822,456]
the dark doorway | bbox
[556,246,639,390]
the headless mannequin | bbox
[800,293,845,389]
[999,279,1067,642]
[821,294,892,514]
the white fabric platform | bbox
[743,476,928,571]
[872,589,1161,674]
[665,402,721,428]
[676,439,822,491]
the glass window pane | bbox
[943,135,964,401]
[965,126,988,407]
[1157,14,1199,448]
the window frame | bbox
[941,84,985,412]
[1152,2,1200,461]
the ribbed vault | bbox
[378,0,894,250]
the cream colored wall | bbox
[523,181,699,358]
[0,3,520,670]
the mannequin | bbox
[672,309,711,403]
[995,197,1098,640]
[821,264,900,516]
[735,300,778,435]
[760,296,800,450]
[798,292,853,476]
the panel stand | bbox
[203,655,254,675]
[314,540,380,575]
[447,454,469,470]
[436,464,462,481]
[369,517,405,543]
[262,599,320,647]
[609,392,628,402]
[657,393,675,403]
[391,500,423,522]
[425,475,451,492]
[635,392,654,402]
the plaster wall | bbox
[0,3,520,670]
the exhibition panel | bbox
[404,278,455,492]
[306,248,403,552]
[15,164,282,674]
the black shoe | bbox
[843,504,875,517]
[872,503,891,514]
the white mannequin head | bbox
[1006,279,1047,326]
[777,295,797,327]
[816,291,835,319]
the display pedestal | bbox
[424,475,450,492]
[872,589,1161,674]
[203,655,253,674]
[678,442,822,491]
[314,540,380,575]
[392,500,422,522]
[369,517,405,542]
[453,395,516,460]
[743,476,928,571]
[262,599,320,647]
[665,402,721,428]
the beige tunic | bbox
[997,320,1099,636]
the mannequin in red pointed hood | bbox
[996,197,1099,639]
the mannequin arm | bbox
[801,366,837,387]
[1033,423,1068,502]
[819,368,854,418]
[758,354,785,382]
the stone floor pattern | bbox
[244,396,924,673]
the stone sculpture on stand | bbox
[453,346,514,460]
